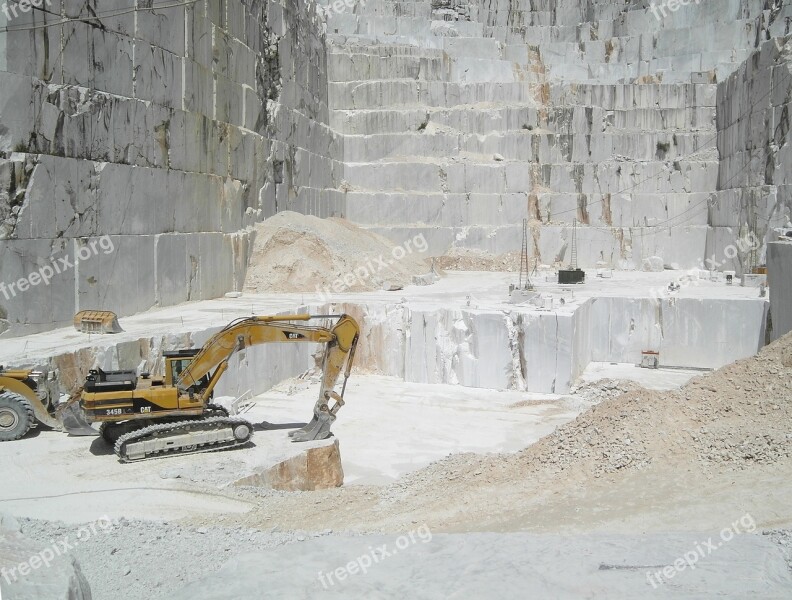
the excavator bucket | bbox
[74,310,123,334]
[289,412,335,442]
[55,396,98,436]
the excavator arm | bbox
[176,314,360,442]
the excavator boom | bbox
[176,313,360,442]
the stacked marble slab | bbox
[332,296,767,394]
[322,0,792,272]
[0,0,342,335]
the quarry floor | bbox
[0,271,789,599]
[3,365,791,599]
[0,374,587,522]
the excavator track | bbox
[114,415,253,462]
[100,404,230,447]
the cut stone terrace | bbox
[303,0,792,272]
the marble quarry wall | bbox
[22,295,767,397]
[2,0,790,340]
[768,241,792,340]
[0,0,344,336]
[321,299,767,394]
[713,36,792,273]
[323,0,792,272]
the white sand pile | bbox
[244,212,437,293]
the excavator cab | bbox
[164,350,210,393]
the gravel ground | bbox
[7,338,791,597]
[13,519,792,599]
[17,517,355,600]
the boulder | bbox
[234,439,344,491]
[0,513,92,599]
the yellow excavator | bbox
[71,313,360,461]
[2,313,359,461]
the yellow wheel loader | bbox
[66,313,360,462]
[0,368,97,441]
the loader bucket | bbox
[56,397,98,436]
[73,310,123,334]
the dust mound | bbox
[243,212,436,293]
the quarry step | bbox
[449,57,536,84]
[326,32,446,50]
[362,223,713,270]
[331,105,717,135]
[322,0,432,19]
[329,80,545,109]
[548,82,718,109]
[340,159,719,195]
[343,190,714,229]
[328,15,436,38]
[340,130,716,163]
[358,1,433,18]
[327,14,486,39]
[329,80,718,110]
[328,54,536,84]
[328,51,449,82]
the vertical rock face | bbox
[1,1,790,337]
[318,299,767,394]
[322,0,792,272]
[0,0,344,336]
[768,241,792,341]
[4,292,768,396]
[713,37,792,272]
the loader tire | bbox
[0,392,35,441]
